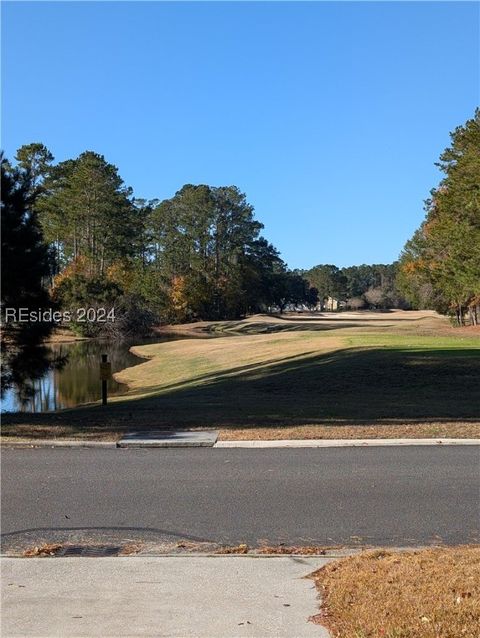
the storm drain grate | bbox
[55,545,122,557]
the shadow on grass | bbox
[116,349,322,396]
[3,345,479,434]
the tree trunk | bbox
[468,307,475,326]
[100,245,105,277]
[73,225,78,259]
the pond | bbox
[1,336,178,413]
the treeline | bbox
[2,146,321,336]
[398,110,480,325]
[4,109,477,349]
[303,263,404,310]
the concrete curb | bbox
[0,552,356,560]
[1,440,117,449]
[2,438,479,449]
[215,438,480,448]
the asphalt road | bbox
[1,447,479,551]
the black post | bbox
[101,354,108,406]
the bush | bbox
[52,268,156,337]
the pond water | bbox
[1,336,177,413]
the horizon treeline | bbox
[303,263,403,311]
[2,145,407,340]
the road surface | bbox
[1,446,479,551]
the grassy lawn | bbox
[2,311,479,440]
[310,546,480,638]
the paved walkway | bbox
[1,556,331,637]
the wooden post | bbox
[100,354,111,406]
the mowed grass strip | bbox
[310,547,480,638]
[115,331,343,396]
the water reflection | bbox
[1,336,172,413]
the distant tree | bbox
[342,264,377,298]
[15,143,54,194]
[149,184,266,320]
[268,270,313,312]
[339,263,405,309]
[131,197,159,269]
[347,296,365,310]
[305,285,319,310]
[38,151,139,275]
[241,238,285,313]
[305,264,346,308]
[364,286,385,309]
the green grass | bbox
[118,335,479,424]
[346,333,480,350]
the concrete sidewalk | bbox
[1,556,331,637]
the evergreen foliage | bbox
[398,110,480,324]
[0,155,56,393]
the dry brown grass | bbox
[3,421,480,444]
[310,546,480,638]
[0,424,119,442]
[157,310,445,334]
[219,422,480,440]
[157,310,480,338]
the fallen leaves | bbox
[216,543,332,555]
[23,544,63,557]
[217,543,249,554]
[257,545,328,555]
[22,542,143,557]
[118,543,143,556]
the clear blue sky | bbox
[2,1,478,269]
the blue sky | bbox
[2,1,478,269]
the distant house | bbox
[324,296,338,311]
[317,297,346,311]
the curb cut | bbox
[2,438,480,449]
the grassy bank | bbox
[2,311,480,440]
[310,546,480,638]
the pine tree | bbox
[1,155,55,392]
